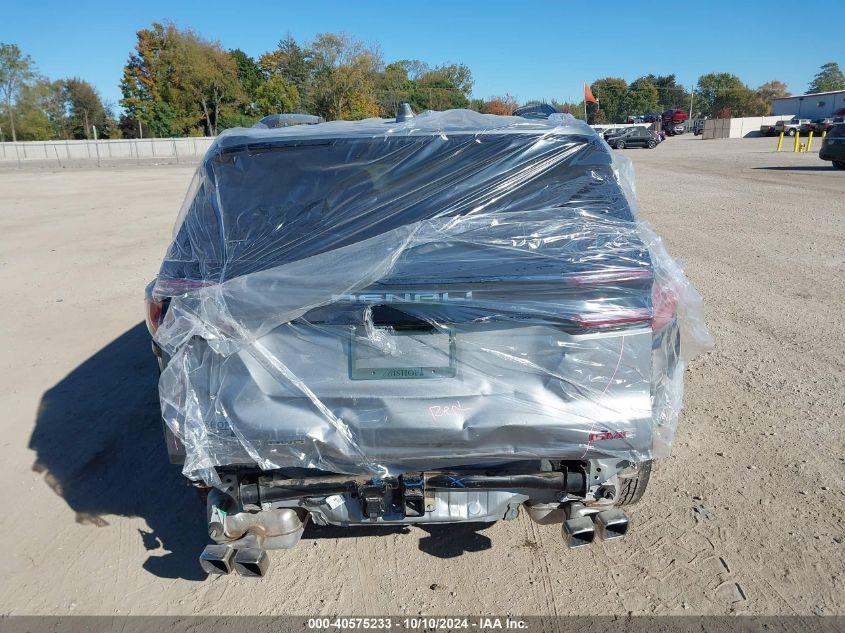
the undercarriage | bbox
[199,459,648,577]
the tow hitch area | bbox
[198,465,633,576]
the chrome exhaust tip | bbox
[562,516,595,548]
[594,508,629,541]
[233,547,270,578]
[199,544,235,575]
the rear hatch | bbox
[155,125,662,474]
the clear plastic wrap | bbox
[152,110,713,487]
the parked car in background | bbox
[661,110,689,136]
[759,123,777,137]
[819,123,845,169]
[774,118,811,136]
[602,127,627,140]
[814,117,845,134]
[800,120,820,134]
[606,127,659,149]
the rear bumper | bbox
[159,323,661,476]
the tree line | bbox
[580,66,842,123]
[2,26,844,141]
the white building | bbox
[771,90,845,119]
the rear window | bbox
[162,133,635,283]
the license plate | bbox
[349,326,457,380]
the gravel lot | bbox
[0,135,842,616]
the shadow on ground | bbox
[306,522,494,558]
[753,165,839,171]
[29,322,495,580]
[28,322,208,581]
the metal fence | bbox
[0,137,216,165]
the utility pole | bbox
[138,121,143,139]
[689,86,695,121]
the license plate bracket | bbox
[348,326,457,380]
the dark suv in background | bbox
[819,123,845,169]
[605,127,659,149]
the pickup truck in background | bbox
[661,109,689,136]
[774,118,811,136]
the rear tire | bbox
[615,460,653,506]
[833,161,845,170]
[616,140,625,149]
[647,140,656,149]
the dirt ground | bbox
[0,135,842,616]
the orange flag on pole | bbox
[584,84,598,104]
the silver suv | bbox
[145,109,709,577]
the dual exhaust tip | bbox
[200,506,629,572]
[199,544,270,577]
[562,506,629,548]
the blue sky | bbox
[3,0,842,109]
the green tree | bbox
[174,32,243,135]
[310,33,381,120]
[62,78,114,139]
[640,74,690,112]
[807,62,845,94]
[259,34,314,110]
[229,49,264,115]
[376,62,412,117]
[405,64,472,112]
[10,80,61,140]
[589,78,627,123]
[434,63,473,98]
[0,43,37,142]
[552,100,586,120]
[623,78,659,117]
[255,74,299,115]
[696,73,768,118]
[467,97,485,112]
[120,23,182,136]
[395,59,430,80]
[120,23,243,136]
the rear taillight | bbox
[563,269,680,331]
[144,277,214,335]
[569,268,654,329]
[146,297,165,334]
[651,278,678,330]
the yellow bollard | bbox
[776,131,784,151]
[793,132,800,152]
[805,131,814,152]
[822,130,827,141]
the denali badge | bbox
[333,291,473,303]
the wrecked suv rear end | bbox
[145,109,711,577]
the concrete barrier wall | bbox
[0,137,216,164]
[703,115,795,140]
